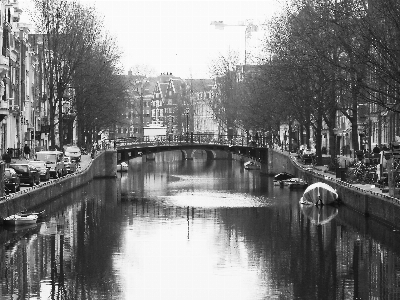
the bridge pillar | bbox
[260,163,268,174]
[146,153,156,161]
[181,149,194,160]
[118,150,130,163]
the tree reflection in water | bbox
[0,157,399,299]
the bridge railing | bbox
[113,133,270,148]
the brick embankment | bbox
[0,150,117,219]
[269,149,400,229]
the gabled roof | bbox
[159,82,168,97]
[147,73,186,98]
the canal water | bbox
[0,151,399,299]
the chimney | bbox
[128,70,132,76]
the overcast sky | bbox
[19,0,283,79]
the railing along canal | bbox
[114,133,269,148]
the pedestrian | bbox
[23,143,30,160]
[2,151,11,167]
[372,144,380,154]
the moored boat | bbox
[274,172,294,181]
[301,182,338,206]
[287,178,308,189]
[244,161,260,170]
[3,214,38,226]
[117,162,128,172]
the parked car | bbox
[63,156,77,174]
[4,167,21,193]
[9,163,40,187]
[35,151,65,178]
[64,146,82,162]
[28,160,50,181]
[299,148,316,164]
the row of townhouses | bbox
[0,0,71,158]
[114,71,221,141]
[5,0,393,158]
[0,0,227,158]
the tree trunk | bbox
[49,99,56,150]
[315,111,323,166]
[58,92,64,149]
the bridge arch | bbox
[180,149,217,160]
[117,144,267,165]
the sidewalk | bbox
[291,153,386,196]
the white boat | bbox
[3,213,39,226]
[301,182,338,206]
[244,161,260,170]
[117,162,128,172]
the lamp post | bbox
[210,21,258,65]
[185,108,189,142]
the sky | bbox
[19,0,283,79]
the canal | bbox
[0,151,399,299]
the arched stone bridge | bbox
[116,143,268,164]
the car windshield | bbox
[36,153,57,163]
[29,161,45,168]
[65,147,80,153]
[11,165,28,172]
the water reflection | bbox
[300,204,338,225]
[0,153,400,299]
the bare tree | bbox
[32,0,103,148]
[208,52,241,137]
[73,35,126,146]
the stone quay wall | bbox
[0,150,117,219]
[2,148,400,229]
[267,149,400,229]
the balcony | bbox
[0,56,9,77]
[0,100,8,122]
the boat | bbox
[300,203,338,225]
[117,162,128,172]
[3,213,39,226]
[2,210,45,226]
[244,161,260,170]
[274,172,295,181]
[287,178,308,190]
[301,182,339,206]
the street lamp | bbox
[185,108,189,142]
[210,21,258,65]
